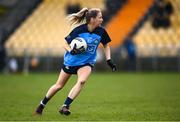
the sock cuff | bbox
[40,100,46,107]
[67,97,73,101]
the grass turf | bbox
[0,72,180,121]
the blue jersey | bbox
[64,24,111,66]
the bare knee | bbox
[54,83,64,90]
[78,80,86,85]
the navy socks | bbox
[64,97,73,107]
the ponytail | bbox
[67,7,88,25]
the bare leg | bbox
[59,66,91,115]
[46,69,71,98]
[68,66,91,99]
[34,69,71,115]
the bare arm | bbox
[63,40,71,52]
[103,43,117,71]
[103,43,111,60]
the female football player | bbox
[35,7,116,115]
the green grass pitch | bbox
[0,72,180,121]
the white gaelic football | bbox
[70,37,87,51]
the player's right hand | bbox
[70,44,85,55]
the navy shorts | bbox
[62,63,94,74]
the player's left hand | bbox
[107,59,117,72]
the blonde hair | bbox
[67,7,101,25]
[67,7,88,25]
